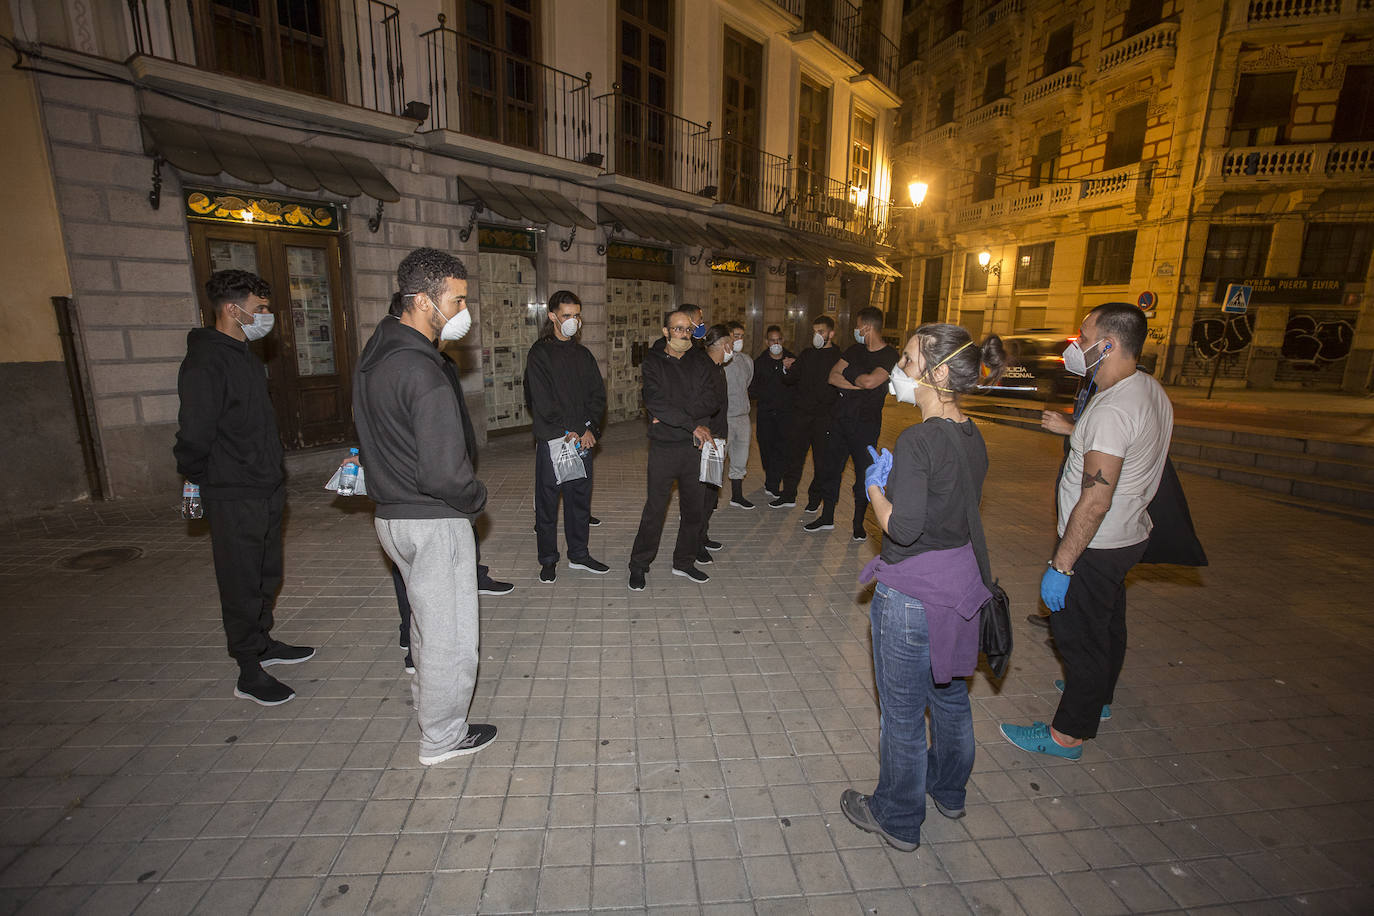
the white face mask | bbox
[813,332,826,349]
[721,346,733,364]
[887,364,918,405]
[434,298,472,341]
[1062,338,1107,377]
[559,316,581,338]
[731,338,744,352]
[235,305,274,342]
[854,329,866,344]
[768,343,783,356]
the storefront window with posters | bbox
[605,242,675,423]
[476,227,544,431]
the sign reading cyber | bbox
[1212,277,1344,305]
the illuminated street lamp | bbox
[977,248,1001,278]
[908,180,928,208]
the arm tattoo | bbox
[1083,469,1113,489]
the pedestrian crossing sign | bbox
[1222,283,1252,315]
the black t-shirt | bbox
[880,418,988,564]
[833,343,899,423]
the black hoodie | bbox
[524,336,607,441]
[174,328,284,499]
[353,317,486,520]
[640,345,721,444]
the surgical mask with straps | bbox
[889,339,973,401]
[1062,338,1109,377]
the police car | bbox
[978,331,1080,401]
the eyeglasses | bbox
[667,325,692,334]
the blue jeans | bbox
[868,582,976,845]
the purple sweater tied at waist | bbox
[859,543,992,684]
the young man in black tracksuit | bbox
[806,307,899,539]
[628,309,722,590]
[174,270,314,707]
[773,314,841,510]
[748,325,796,498]
[525,290,609,583]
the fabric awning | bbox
[710,223,807,262]
[140,116,399,201]
[457,176,594,230]
[598,202,721,249]
[839,255,901,279]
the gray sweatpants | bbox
[375,516,479,759]
[727,413,751,481]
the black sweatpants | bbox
[781,409,831,504]
[534,441,594,566]
[1050,540,1149,739]
[629,440,706,573]
[756,407,792,493]
[819,415,882,529]
[700,482,719,550]
[204,486,285,664]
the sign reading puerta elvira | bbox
[1212,277,1344,305]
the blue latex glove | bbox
[1041,567,1071,612]
[865,446,894,491]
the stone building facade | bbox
[889,0,1374,392]
[7,0,903,513]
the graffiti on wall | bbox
[1181,311,1255,380]
[1276,310,1357,386]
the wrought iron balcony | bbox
[712,137,790,214]
[419,16,592,164]
[771,0,805,15]
[1096,21,1178,77]
[125,0,406,117]
[856,22,899,90]
[591,90,716,195]
[802,0,863,63]
[784,167,889,246]
[1203,142,1374,184]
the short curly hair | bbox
[206,270,270,309]
[397,247,467,311]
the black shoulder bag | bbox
[938,421,1012,681]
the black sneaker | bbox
[1026,613,1050,629]
[696,549,713,565]
[804,501,821,513]
[729,496,755,509]
[569,556,610,575]
[539,564,557,583]
[672,565,710,583]
[704,539,724,551]
[234,667,294,706]
[769,497,797,508]
[764,487,780,498]
[478,577,515,595]
[419,723,497,765]
[403,651,415,674]
[259,640,315,667]
[628,570,646,591]
[588,516,602,527]
[803,519,835,532]
[852,528,868,542]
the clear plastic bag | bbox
[324,462,367,495]
[549,436,587,485]
[698,437,727,487]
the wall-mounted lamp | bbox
[908,181,928,208]
[977,249,1002,279]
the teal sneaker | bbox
[999,722,1083,760]
[1053,679,1111,720]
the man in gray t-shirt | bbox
[1001,303,1173,761]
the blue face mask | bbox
[854,329,865,344]
[691,321,707,340]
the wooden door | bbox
[190,222,353,449]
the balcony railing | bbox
[419,16,591,164]
[1022,65,1084,107]
[712,137,790,214]
[125,0,406,116]
[954,164,1151,225]
[784,167,888,245]
[971,0,1025,33]
[1241,0,1374,25]
[917,122,960,150]
[964,97,1014,131]
[592,90,715,195]
[856,22,899,90]
[770,0,805,15]
[802,0,863,63]
[1205,142,1374,182]
[925,30,968,65]
[1097,21,1178,75]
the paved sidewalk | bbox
[1,407,1372,915]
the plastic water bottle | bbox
[181,481,202,519]
[337,448,360,496]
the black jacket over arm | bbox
[524,336,607,441]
